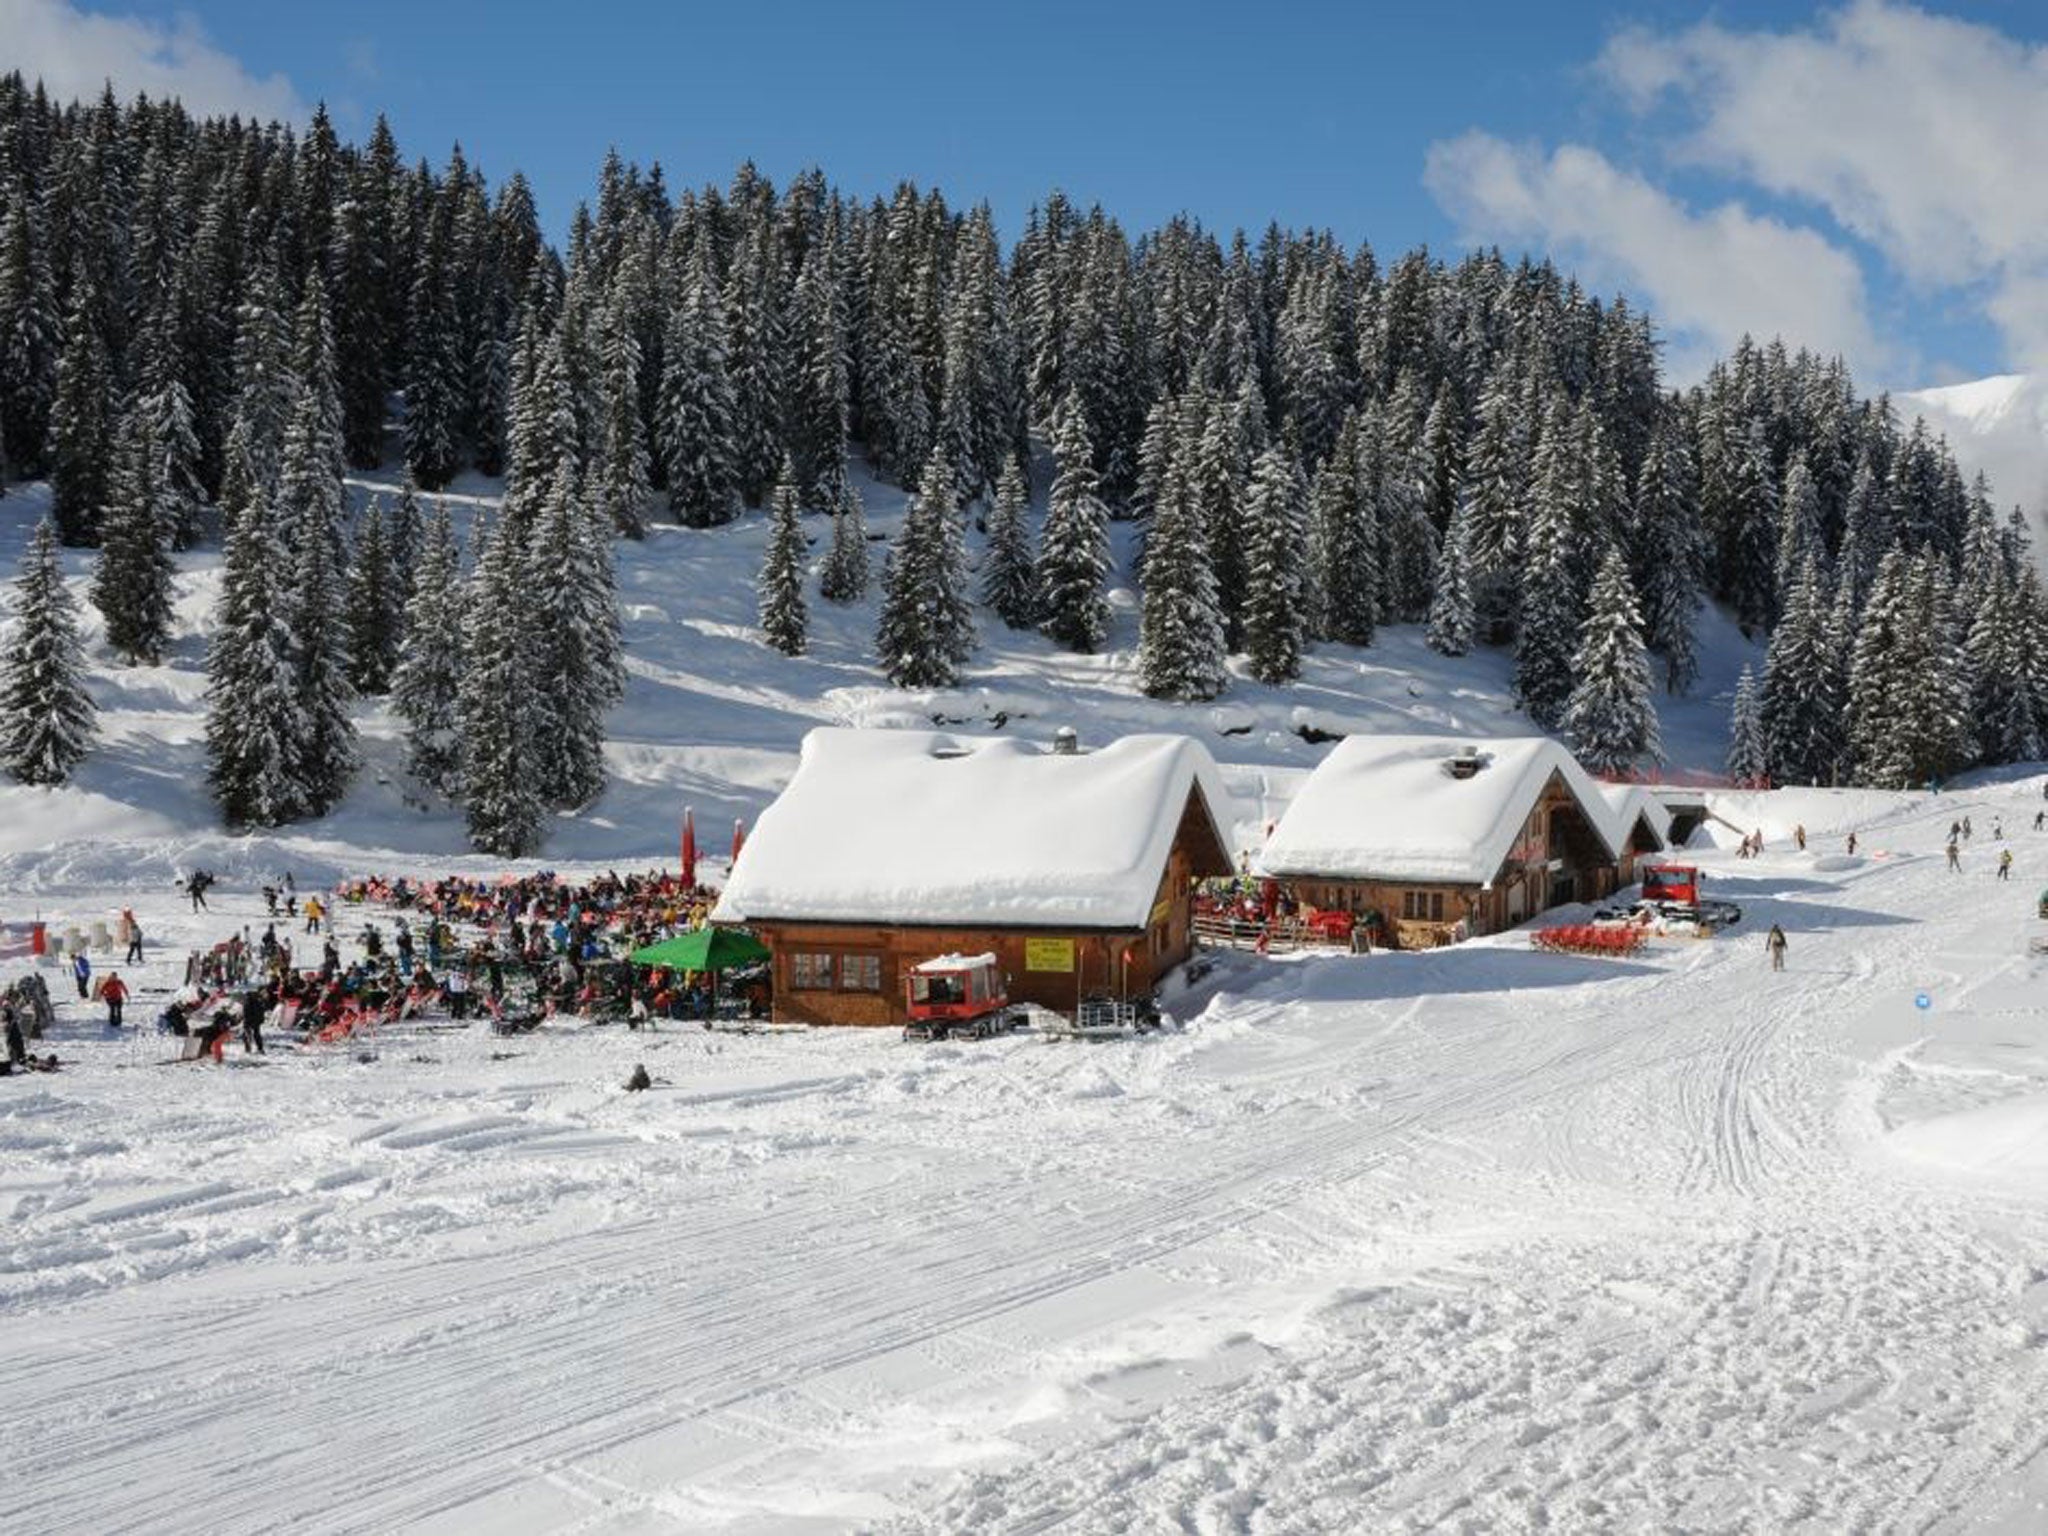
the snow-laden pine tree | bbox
[819,485,871,604]
[389,476,424,606]
[979,457,1036,628]
[787,238,850,510]
[594,287,651,537]
[48,279,114,545]
[1137,444,1226,701]
[1967,559,2043,765]
[0,180,58,475]
[528,462,622,809]
[204,492,305,827]
[1726,665,1767,786]
[1036,391,1112,653]
[277,375,357,817]
[403,194,464,489]
[346,499,401,694]
[1847,549,1919,787]
[393,498,467,795]
[458,514,545,853]
[1307,412,1378,647]
[1633,415,1702,695]
[134,301,204,551]
[1463,370,1524,645]
[1758,554,1844,786]
[876,447,975,689]
[1725,417,1779,635]
[1562,546,1660,774]
[92,407,177,666]
[0,518,95,785]
[660,235,741,527]
[1514,417,1582,731]
[759,458,809,656]
[1242,443,1308,685]
[1775,452,1823,602]
[1425,499,1476,658]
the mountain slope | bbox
[0,467,1757,892]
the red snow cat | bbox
[1636,863,1744,934]
[903,953,1024,1042]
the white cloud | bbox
[1595,0,2048,371]
[0,0,305,121]
[1423,131,1889,384]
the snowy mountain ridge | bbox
[1900,372,2048,536]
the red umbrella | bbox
[731,817,747,865]
[681,807,697,890]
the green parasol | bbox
[629,927,770,972]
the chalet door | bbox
[1508,881,1527,923]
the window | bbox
[839,954,881,992]
[1402,891,1445,922]
[791,952,833,990]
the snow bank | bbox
[711,727,1234,928]
[1886,1094,2048,1182]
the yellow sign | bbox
[1024,937,1075,972]
[1149,898,1172,927]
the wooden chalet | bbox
[710,728,1236,1026]
[1259,736,1668,950]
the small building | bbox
[1258,735,1668,949]
[711,728,1236,1026]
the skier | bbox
[1794,824,1807,852]
[1846,831,1859,856]
[71,949,90,1001]
[1995,818,2005,840]
[303,896,323,936]
[1949,820,1962,842]
[625,1063,652,1092]
[445,966,471,1021]
[1947,840,1962,872]
[100,971,128,1029]
[1964,816,1974,841]
[187,871,211,912]
[123,911,144,965]
[1766,924,1788,972]
[2000,850,2014,882]
[2037,811,2046,832]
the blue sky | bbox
[10,0,2048,390]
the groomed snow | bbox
[8,776,2048,1531]
[711,728,1232,929]
[1257,733,1659,885]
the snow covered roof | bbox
[1258,735,1663,886]
[914,952,997,973]
[711,729,1234,929]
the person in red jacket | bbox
[101,971,129,1030]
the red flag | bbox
[681,807,697,890]
[731,817,747,864]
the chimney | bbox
[1052,726,1080,756]
[1447,747,1488,780]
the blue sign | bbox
[1914,992,1932,1011]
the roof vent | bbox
[929,740,972,760]
[1052,726,1080,756]
[1446,747,1490,780]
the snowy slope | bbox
[1901,372,2048,535]
[7,767,2048,1529]
[0,465,1756,897]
